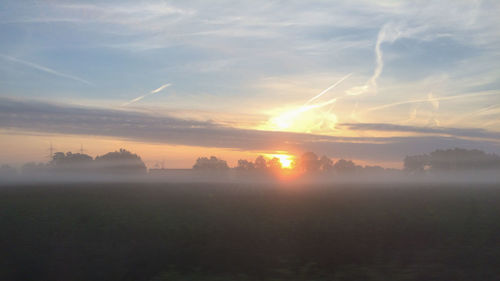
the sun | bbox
[266,154,294,169]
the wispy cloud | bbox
[0,54,93,85]
[339,123,500,141]
[345,22,422,96]
[305,73,352,105]
[1,0,499,135]
[365,91,499,113]
[122,83,171,106]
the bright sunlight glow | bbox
[266,154,295,169]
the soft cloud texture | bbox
[0,0,499,165]
[1,98,498,162]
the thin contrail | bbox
[365,91,499,112]
[122,83,171,106]
[0,54,93,85]
[151,84,170,94]
[305,73,352,105]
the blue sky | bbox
[0,0,499,167]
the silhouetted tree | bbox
[429,148,500,171]
[299,152,320,173]
[319,155,333,172]
[404,154,430,173]
[404,148,500,173]
[95,148,147,174]
[193,156,229,171]
[254,155,267,170]
[334,159,356,173]
[268,157,282,171]
[50,152,93,172]
[235,159,255,171]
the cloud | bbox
[1,98,498,162]
[0,54,93,85]
[151,84,171,94]
[305,73,352,105]
[122,83,171,106]
[365,91,499,112]
[339,123,500,141]
[345,22,424,96]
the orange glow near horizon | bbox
[265,153,295,169]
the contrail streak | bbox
[366,91,499,112]
[0,54,93,85]
[122,83,171,106]
[151,84,170,94]
[346,23,404,96]
[305,73,352,105]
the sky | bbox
[0,0,499,168]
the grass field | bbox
[1,183,500,281]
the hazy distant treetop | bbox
[235,159,255,171]
[95,148,147,174]
[429,148,500,171]
[267,157,282,171]
[298,152,320,173]
[334,159,356,173]
[95,148,143,162]
[405,148,500,172]
[193,156,229,171]
[319,155,333,172]
[254,155,267,170]
[404,154,430,173]
[50,152,93,168]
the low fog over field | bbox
[1,0,499,280]
[1,147,499,184]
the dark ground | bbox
[1,182,500,281]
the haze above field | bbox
[1,0,499,168]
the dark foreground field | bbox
[1,183,500,281]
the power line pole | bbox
[48,142,54,159]
[79,144,86,154]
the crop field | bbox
[1,183,500,281]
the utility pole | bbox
[79,144,86,154]
[47,142,54,159]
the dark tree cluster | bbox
[404,148,500,173]
[21,148,146,176]
[192,156,229,171]
[218,152,385,175]
[233,155,281,172]
[294,152,384,175]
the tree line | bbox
[404,148,500,173]
[1,147,499,179]
[191,152,388,174]
[7,148,147,177]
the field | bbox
[1,183,500,281]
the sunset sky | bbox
[1,0,499,168]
